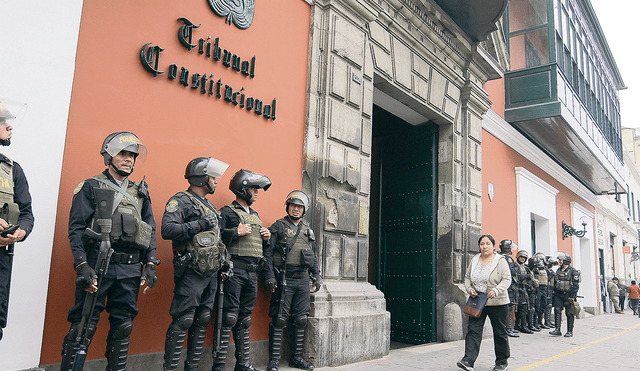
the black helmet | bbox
[229,169,271,205]
[499,239,513,253]
[185,157,229,194]
[557,252,572,264]
[516,250,529,261]
[100,132,147,177]
[545,256,558,267]
[285,190,309,218]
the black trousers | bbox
[462,304,510,367]
[67,276,140,325]
[268,275,310,321]
[0,250,10,328]
[170,267,218,318]
[223,267,258,320]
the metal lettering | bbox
[177,17,201,51]
[140,43,165,77]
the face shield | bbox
[0,98,27,127]
[243,172,272,191]
[286,190,309,209]
[104,132,148,163]
[203,157,230,178]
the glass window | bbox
[510,28,550,69]
[509,0,548,32]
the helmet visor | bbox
[286,190,309,209]
[244,172,272,191]
[0,98,27,127]
[104,133,148,163]
[204,157,230,178]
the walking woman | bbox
[457,234,512,371]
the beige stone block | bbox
[454,134,463,163]
[412,53,431,81]
[327,143,345,182]
[346,150,361,189]
[360,158,371,195]
[359,200,369,235]
[368,21,390,52]
[342,237,357,278]
[392,37,411,91]
[363,42,374,80]
[330,56,348,100]
[361,117,372,155]
[371,43,392,79]
[429,69,446,111]
[333,15,365,68]
[446,82,461,102]
[347,66,363,109]
[362,80,373,118]
[413,74,429,102]
[443,96,457,121]
[328,100,362,148]
[469,168,482,197]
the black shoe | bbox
[493,364,508,371]
[234,364,260,371]
[212,364,225,371]
[549,329,562,336]
[507,331,519,338]
[531,326,541,332]
[564,331,573,337]
[539,323,550,329]
[267,359,279,371]
[517,327,533,334]
[457,359,474,371]
[289,355,314,370]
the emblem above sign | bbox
[207,0,255,29]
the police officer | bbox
[0,100,34,341]
[543,256,557,328]
[212,169,271,371]
[549,252,580,337]
[514,250,534,334]
[60,132,158,371]
[265,191,322,371]
[162,157,232,371]
[531,254,549,330]
[498,240,519,338]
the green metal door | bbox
[378,123,437,344]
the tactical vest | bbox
[176,191,224,274]
[555,266,579,293]
[91,174,151,250]
[227,205,263,258]
[274,219,312,267]
[0,159,19,225]
[535,269,548,286]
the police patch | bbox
[73,181,85,195]
[166,199,179,213]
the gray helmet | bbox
[0,99,22,146]
[100,132,147,177]
[557,252,572,264]
[516,250,529,261]
[499,239,513,253]
[545,256,558,267]
[185,157,229,194]
[229,169,271,205]
[285,190,309,217]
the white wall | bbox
[0,1,83,369]
[570,202,596,309]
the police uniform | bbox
[162,189,230,371]
[61,169,157,370]
[532,264,548,329]
[499,252,519,336]
[515,260,534,334]
[0,155,34,335]
[544,265,556,327]
[265,216,320,370]
[550,264,580,337]
[213,200,269,371]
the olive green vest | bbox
[535,268,548,286]
[0,159,19,224]
[555,267,572,292]
[227,205,263,258]
[274,219,310,267]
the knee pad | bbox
[236,316,251,330]
[174,311,196,331]
[194,308,212,327]
[222,312,237,328]
[292,315,307,328]
[111,319,133,340]
[272,314,288,329]
[67,321,98,342]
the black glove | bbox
[264,278,277,291]
[198,214,218,231]
[312,275,323,292]
[141,263,157,289]
[75,262,97,290]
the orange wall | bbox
[41,0,311,364]
[482,129,594,255]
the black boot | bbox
[506,306,519,337]
[529,311,540,332]
[105,336,130,371]
[185,323,208,371]
[564,314,574,337]
[289,326,313,370]
[60,322,97,371]
[538,311,549,329]
[233,327,258,371]
[163,321,188,371]
[517,310,533,334]
[267,323,284,371]
[212,326,231,371]
[549,310,562,336]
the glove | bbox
[312,275,323,292]
[75,262,97,290]
[264,278,277,291]
[141,263,157,289]
[198,214,218,231]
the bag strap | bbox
[93,177,141,217]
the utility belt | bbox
[232,257,261,272]
[88,248,141,265]
[284,269,308,279]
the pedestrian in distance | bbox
[457,234,511,371]
[264,190,322,371]
[617,279,628,312]
[627,280,640,316]
[161,157,232,371]
[59,132,158,371]
[0,99,34,342]
[607,277,623,314]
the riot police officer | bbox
[543,256,557,327]
[212,169,271,371]
[531,254,549,330]
[550,252,580,337]
[514,250,535,334]
[162,157,232,371]
[0,100,34,341]
[60,132,158,371]
[498,240,519,338]
[264,191,322,371]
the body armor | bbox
[227,206,263,258]
[273,219,312,267]
[0,159,19,225]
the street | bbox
[299,311,640,371]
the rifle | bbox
[214,280,224,356]
[70,188,115,371]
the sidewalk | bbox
[292,311,640,371]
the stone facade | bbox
[303,0,504,366]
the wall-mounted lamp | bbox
[562,218,588,240]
